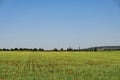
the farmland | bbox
[0,51,120,80]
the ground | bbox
[0,51,120,80]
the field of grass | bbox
[0,51,120,80]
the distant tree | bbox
[25,48,29,51]
[27,48,31,51]
[3,48,7,51]
[39,48,44,51]
[53,48,58,51]
[0,49,2,51]
[10,48,13,51]
[33,48,38,51]
[60,48,64,51]
[67,47,73,51]
[19,48,23,51]
[73,49,78,51]
[94,47,97,51]
[15,48,18,51]
[6,49,9,51]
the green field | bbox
[0,51,120,80]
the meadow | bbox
[0,51,120,80]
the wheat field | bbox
[0,51,120,80]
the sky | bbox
[0,0,120,49]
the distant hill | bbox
[85,46,120,51]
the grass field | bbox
[0,51,120,80]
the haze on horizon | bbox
[0,0,120,49]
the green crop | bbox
[0,51,120,80]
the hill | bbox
[86,46,120,51]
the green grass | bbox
[0,51,120,80]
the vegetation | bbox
[0,51,120,80]
[1,46,120,51]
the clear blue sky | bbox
[0,0,120,49]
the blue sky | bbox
[0,0,120,49]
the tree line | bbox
[0,48,44,51]
[0,47,99,51]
